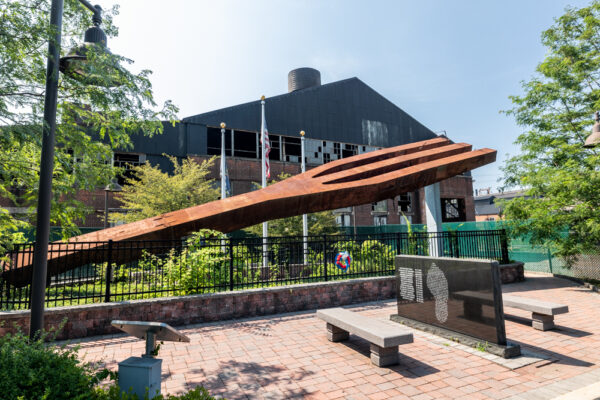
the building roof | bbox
[474,190,526,215]
[183,77,437,148]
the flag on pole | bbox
[260,96,269,267]
[224,160,232,197]
[261,110,271,179]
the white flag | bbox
[261,112,271,179]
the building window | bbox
[333,142,341,157]
[371,200,388,213]
[206,127,232,156]
[270,134,281,161]
[400,215,412,225]
[333,207,353,227]
[114,153,145,185]
[336,214,352,227]
[441,198,466,222]
[343,144,358,158]
[398,193,412,213]
[282,136,301,162]
[207,127,259,159]
[304,138,375,165]
[374,215,387,226]
[235,130,258,158]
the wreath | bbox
[335,251,351,271]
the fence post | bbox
[104,240,113,303]
[452,232,460,258]
[229,239,234,291]
[547,248,553,274]
[323,234,328,282]
[500,229,510,264]
[396,232,401,256]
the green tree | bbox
[0,0,178,252]
[501,0,600,262]
[114,156,219,223]
[244,173,340,237]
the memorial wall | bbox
[394,255,506,345]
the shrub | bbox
[0,328,220,400]
[0,329,110,400]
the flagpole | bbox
[220,122,227,201]
[261,96,268,268]
[219,122,227,253]
[300,130,308,265]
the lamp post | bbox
[30,0,118,339]
[104,180,123,229]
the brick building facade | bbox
[11,69,477,229]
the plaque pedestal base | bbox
[118,356,162,399]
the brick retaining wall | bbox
[0,276,395,340]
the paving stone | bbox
[70,273,600,400]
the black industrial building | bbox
[91,68,475,228]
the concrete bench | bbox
[316,307,413,367]
[453,291,569,331]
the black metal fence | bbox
[0,230,509,310]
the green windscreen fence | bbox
[342,221,599,280]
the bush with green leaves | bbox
[0,327,219,400]
[135,230,260,294]
[0,328,112,400]
[174,234,229,294]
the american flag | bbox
[261,111,271,179]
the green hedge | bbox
[0,328,220,400]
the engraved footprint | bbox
[427,263,448,323]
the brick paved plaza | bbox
[73,273,600,399]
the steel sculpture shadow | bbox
[3,137,496,286]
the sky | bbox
[102,0,592,192]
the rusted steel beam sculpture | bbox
[3,137,496,286]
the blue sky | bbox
[105,0,592,192]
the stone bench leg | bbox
[326,323,349,342]
[531,313,555,331]
[370,344,398,367]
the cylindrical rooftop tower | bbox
[288,68,321,92]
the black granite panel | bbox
[395,255,506,344]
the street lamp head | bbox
[104,179,123,192]
[300,130,305,137]
[220,122,226,129]
[584,111,600,148]
[59,6,123,87]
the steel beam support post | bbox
[424,183,443,257]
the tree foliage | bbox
[114,156,219,223]
[501,0,600,261]
[244,173,340,237]
[0,0,178,251]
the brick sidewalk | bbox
[75,273,600,399]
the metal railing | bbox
[0,230,509,310]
